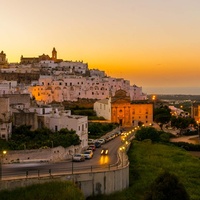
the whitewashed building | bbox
[129,84,147,101]
[94,98,111,120]
[0,97,12,140]
[0,80,17,95]
[39,109,88,148]
[28,73,147,104]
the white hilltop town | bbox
[0,48,149,148]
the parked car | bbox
[83,150,93,159]
[94,141,101,148]
[88,139,95,145]
[98,139,105,144]
[105,136,112,143]
[87,145,96,151]
[72,154,85,162]
[101,148,109,155]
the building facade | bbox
[111,90,153,127]
[191,103,200,122]
[94,90,153,127]
[0,97,12,140]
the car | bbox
[98,139,105,144]
[101,148,109,155]
[94,141,101,148]
[87,145,96,151]
[88,139,95,145]
[83,150,93,159]
[104,136,111,143]
[72,154,85,162]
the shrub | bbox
[144,171,189,200]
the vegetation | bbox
[171,141,200,151]
[0,125,80,150]
[144,171,189,200]
[171,116,196,134]
[153,105,171,129]
[87,141,200,200]
[71,107,106,120]
[72,108,96,117]
[88,122,118,139]
[135,126,172,143]
[0,181,84,200]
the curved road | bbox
[2,135,126,180]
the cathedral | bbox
[0,51,8,66]
[94,89,153,127]
[20,47,61,64]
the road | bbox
[2,134,126,180]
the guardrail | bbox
[1,156,129,181]
[1,128,134,182]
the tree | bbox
[154,106,171,130]
[171,116,196,135]
[144,171,190,200]
[135,127,160,142]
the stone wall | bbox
[0,72,40,84]
[0,160,129,198]
[3,145,82,164]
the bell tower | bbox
[52,47,57,61]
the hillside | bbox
[88,141,200,200]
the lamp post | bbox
[0,150,7,181]
[69,151,74,174]
[119,146,125,167]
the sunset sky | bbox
[1,0,200,94]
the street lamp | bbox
[0,150,7,181]
[69,151,74,174]
[119,146,125,167]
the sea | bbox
[143,87,200,95]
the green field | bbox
[88,141,200,200]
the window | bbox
[55,126,58,132]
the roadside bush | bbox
[135,127,173,143]
[88,122,118,138]
[171,142,200,151]
[0,181,84,200]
